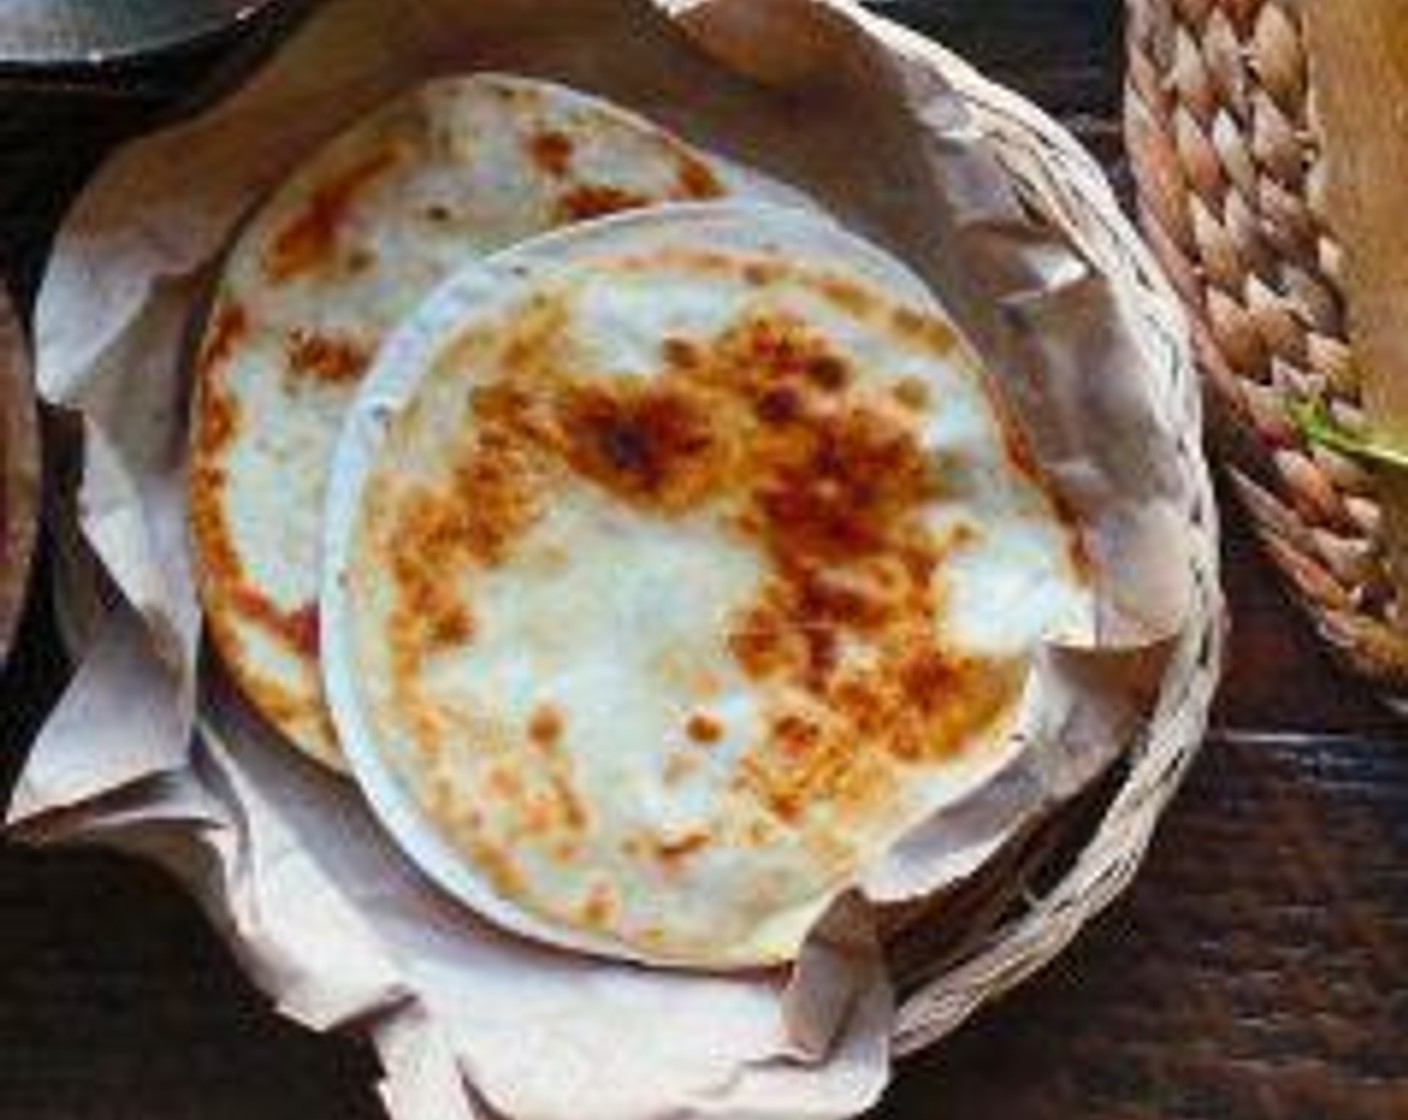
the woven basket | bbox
[15,6,1225,1095]
[1124,0,1408,690]
[0,287,38,669]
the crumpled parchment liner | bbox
[7,1,1208,1117]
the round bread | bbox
[323,204,1092,968]
[188,73,796,770]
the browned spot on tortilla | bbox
[491,80,542,108]
[217,584,325,662]
[382,374,554,676]
[227,662,336,749]
[685,712,723,744]
[197,300,248,375]
[551,771,588,833]
[579,883,615,928]
[286,329,371,385]
[754,385,801,427]
[192,378,240,464]
[555,183,653,223]
[528,704,564,749]
[385,489,489,671]
[674,153,724,200]
[406,698,588,892]
[750,389,938,563]
[773,712,821,758]
[459,831,525,898]
[891,305,957,354]
[346,247,377,274]
[557,381,726,513]
[527,129,574,177]
[899,647,961,714]
[745,819,775,847]
[812,273,879,320]
[893,377,930,410]
[551,142,721,224]
[265,148,400,283]
[551,839,581,864]
[188,437,239,616]
[654,829,711,865]
[743,260,783,287]
[805,352,849,390]
[661,336,700,370]
[663,753,702,787]
[495,295,574,385]
[286,602,320,657]
[727,607,785,680]
[487,765,525,801]
[996,407,1042,484]
[653,649,723,702]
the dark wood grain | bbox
[1,2,1405,1118]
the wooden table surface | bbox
[1,2,1406,1118]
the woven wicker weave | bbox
[1125,0,1408,690]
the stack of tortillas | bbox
[188,74,1091,970]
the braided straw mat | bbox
[859,45,1222,1054]
[1124,0,1408,691]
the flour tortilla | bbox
[188,73,803,770]
[323,203,1092,968]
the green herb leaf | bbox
[1288,397,1408,473]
